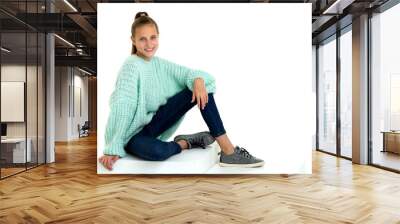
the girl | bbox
[99,12,264,171]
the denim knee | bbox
[145,146,171,161]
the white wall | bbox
[55,67,89,141]
[312,45,316,150]
[1,65,26,132]
[1,65,41,137]
[72,71,89,138]
[1,64,46,163]
[98,4,312,174]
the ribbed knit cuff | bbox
[103,142,126,158]
[205,80,216,93]
[186,70,216,93]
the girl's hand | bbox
[98,155,120,170]
[192,78,208,110]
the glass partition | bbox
[0,1,46,179]
[317,35,337,155]
[38,32,45,165]
[27,31,38,169]
[1,30,28,177]
[371,3,400,171]
[339,28,352,158]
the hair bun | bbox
[135,12,149,20]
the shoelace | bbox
[237,147,253,158]
[193,136,206,149]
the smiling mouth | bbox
[145,48,154,52]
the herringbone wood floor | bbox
[1,134,400,224]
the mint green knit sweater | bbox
[104,55,216,157]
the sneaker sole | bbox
[219,161,265,168]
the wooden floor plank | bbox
[0,134,400,223]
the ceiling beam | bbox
[66,13,97,39]
[322,0,356,14]
[55,55,96,72]
[312,15,335,33]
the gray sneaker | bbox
[219,146,264,168]
[174,131,215,149]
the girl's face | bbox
[132,24,159,61]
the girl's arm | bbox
[157,57,216,93]
[103,61,139,158]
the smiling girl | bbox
[99,12,264,170]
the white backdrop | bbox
[98,3,312,174]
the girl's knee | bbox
[147,146,170,161]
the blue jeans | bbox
[124,88,226,161]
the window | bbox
[340,28,352,158]
[371,2,400,171]
[318,35,337,155]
